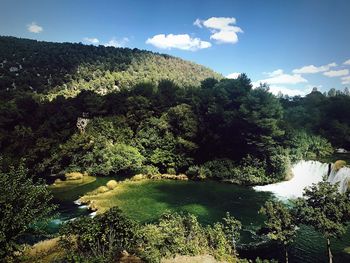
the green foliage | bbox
[0,36,222,97]
[240,84,284,154]
[1,36,347,190]
[294,181,350,239]
[0,162,56,260]
[282,91,350,149]
[84,142,144,176]
[287,131,333,161]
[265,146,291,181]
[138,211,240,262]
[138,212,208,262]
[59,209,240,263]
[190,157,272,185]
[60,207,138,262]
[260,200,297,263]
[260,200,297,244]
[294,180,350,262]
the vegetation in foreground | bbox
[0,163,57,261]
[1,162,350,263]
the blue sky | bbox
[1,0,350,95]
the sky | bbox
[1,0,350,96]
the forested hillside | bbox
[0,36,222,98]
[1,36,350,263]
[0,36,349,184]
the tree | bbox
[328,88,336,97]
[60,207,138,262]
[260,200,297,263]
[239,84,284,155]
[294,180,350,263]
[221,212,242,253]
[0,163,56,260]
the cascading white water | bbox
[253,160,350,199]
[327,166,350,194]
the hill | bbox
[0,36,222,98]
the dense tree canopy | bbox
[1,36,349,185]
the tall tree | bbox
[239,84,284,155]
[260,200,297,263]
[294,181,350,263]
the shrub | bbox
[84,142,145,176]
[0,163,56,260]
[106,180,118,190]
[186,165,200,178]
[96,186,109,193]
[202,159,236,179]
[266,147,291,181]
[65,172,84,180]
[131,174,148,181]
[166,167,176,175]
[288,131,333,161]
[60,207,138,262]
[141,165,159,176]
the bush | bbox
[141,165,159,176]
[202,159,236,179]
[84,142,145,176]
[96,186,109,193]
[166,167,176,175]
[138,211,239,263]
[196,157,271,185]
[0,163,56,260]
[131,174,148,181]
[266,147,291,181]
[106,180,118,190]
[288,131,333,161]
[60,207,138,262]
[65,172,84,180]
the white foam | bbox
[254,160,328,199]
[327,166,350,194]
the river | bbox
[47,158,350,262]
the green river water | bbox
[48,177,350,263]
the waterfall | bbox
[253,160,350,199]
[327,166,350,194]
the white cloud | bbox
[104,37,129,48]
[195,17,243,44]
[265,69,284,77]
[27,22,43,33]
[146,34,211,51]
[254,69,308,86]
[193,18,202,28]
[83,37,100,45]
[344,59,350,65]
[226,72,241,79]
[323,69,349,77]
[341,76,350,84]
[268,85,308,97]
[292,63,337,74]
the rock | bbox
[334,160,347,172]
[336,148,348,153]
